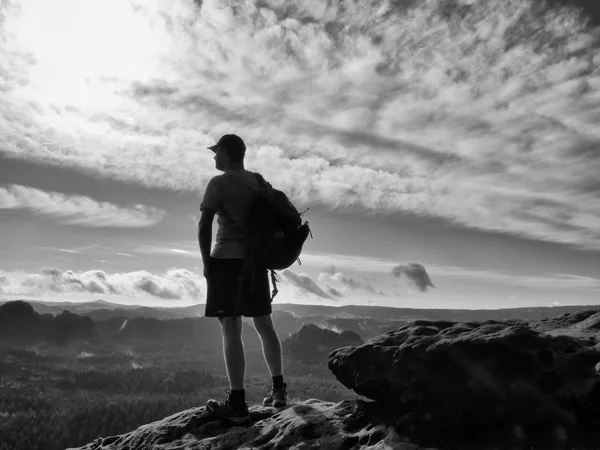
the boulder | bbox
[329,319,600,435]
[67,400,436,450]
[283,324,364,363]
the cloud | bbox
[136,246,196,257]
[301,253,398,272]
[33,244,100,254]
[0,184,165,227]
[318,267,384,295]
[286,252,600,291]
[328,287,343,298]
[392,263,435,293]
[2,0,600,249]
[280,270,334,299]
[0,267,205,300]
[429,265,600,290]
[322,265,336,275]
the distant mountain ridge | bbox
[2,299,599,323]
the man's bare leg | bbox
[253,314,286,406]
[219,316,245,390]
[253,314,282,376]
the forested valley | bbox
[0,301,363,450]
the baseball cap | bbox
[207,134,246,158]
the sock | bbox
[272,375,284,390]
[229,389,245,406]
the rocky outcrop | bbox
[68,399,436,450]
[283,324,364,363]
[0,300,94,342]
[329,318,600,446]
[70,311,600,450]
[533,310,600,337]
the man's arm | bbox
[198,208,216,275]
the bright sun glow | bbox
[9,0,167,107]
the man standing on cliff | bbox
[198,134,287,422]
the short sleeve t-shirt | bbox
[200,169,262,260]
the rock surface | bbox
[283,323,364,363]
[68,399,435,450]
[532,310,600,339]
[70,311,600,450]
[329,318,600,444]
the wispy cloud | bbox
[0,267,204,300]
[32,245,100,254]
[2,0,600,248]
[429,265,600,290]
[0,184,165,227]
[301,252,398,272]
[135,245,197,257]
[318,265,384,295]
[280,270,335,300]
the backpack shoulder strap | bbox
[254,172,272,191]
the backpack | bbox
[247,173,312,299]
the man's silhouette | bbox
[199,134,286,422]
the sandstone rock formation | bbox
[532,310,600,337]
[329,318,600,447]
[70,311,600,450]
[68,399,436,450]
[283,323,364,363]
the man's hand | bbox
[203,259,211,278]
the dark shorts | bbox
[204,256,272,318]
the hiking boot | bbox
[263,383,287,407]
[206,392,250,423]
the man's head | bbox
[208,134,246,170]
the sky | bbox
[1,0,600,310]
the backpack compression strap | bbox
[270,269,279,300]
